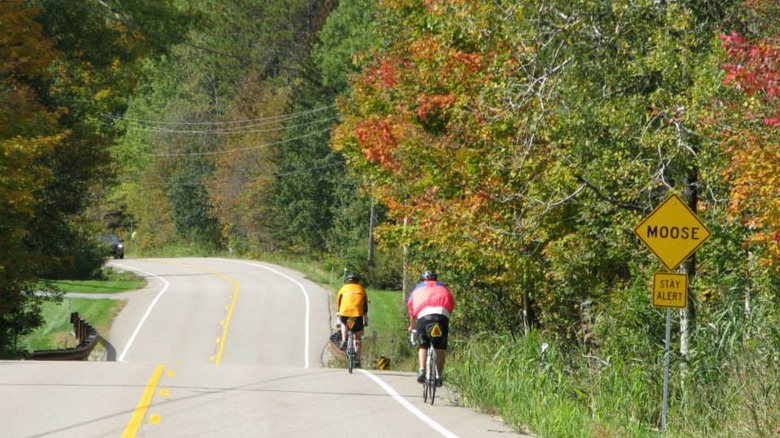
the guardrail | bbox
[24,312,99,361]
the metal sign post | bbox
[653,273,686,433]
[662,308,671,432]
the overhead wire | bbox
[102,115,339,135]
[143,128,332,157]
[101,104,338,126]
[128,160,345,188]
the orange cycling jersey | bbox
[337,283,368,317]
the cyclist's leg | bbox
[416,316,432,373]
[339,316,348,348]
[351,317,365,354]
[354,331,363,354]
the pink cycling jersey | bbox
[407,280,454,319]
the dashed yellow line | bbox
[161,261,241,365]
[120,365,165,438]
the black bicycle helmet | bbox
[420,270,437,281]
[345,273,361,284]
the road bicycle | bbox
[410,330,438,405]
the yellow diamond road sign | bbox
[634,194,711,271]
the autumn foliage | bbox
[719,32,780,269]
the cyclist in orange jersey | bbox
[337,274,369,364]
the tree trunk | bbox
[522,287,531,336]
[680,165,698,373]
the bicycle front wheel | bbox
[428,350,437,405]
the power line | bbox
[144,128,331,156]
[129,161,344,188]
[102,115,339,135]
[101,104,337,126]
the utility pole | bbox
[367,196,375,266]
[402,216,408,305]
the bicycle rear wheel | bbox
[347,334,355,374]
[426,349,437,405]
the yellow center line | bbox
[215,274,239,364]
[161,261,240,365]
[120,365,165,438]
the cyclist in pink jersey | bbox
[407,270,454,386]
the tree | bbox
[718,32,780,271]
[0,0,60,353]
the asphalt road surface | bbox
[2,258,530,438]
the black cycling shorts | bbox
[416,314,449,350]
[339,315,365,333]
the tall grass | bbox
[449,298,780,438]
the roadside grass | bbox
[19,298,126,352]
[449,332,780,438]
[21,266,143,354]
[359,288,415,370]
[46,267,146,294]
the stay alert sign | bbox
[634,194,711,271]
[653,272,687,308]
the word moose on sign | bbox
[634,194,712,271]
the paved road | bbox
[1,258,528,438]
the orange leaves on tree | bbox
[721,130,780,268]
[363,56,402,89]
[353,118,401,173]
[416,93,456,120]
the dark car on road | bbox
[98,234,124,259]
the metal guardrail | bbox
[24,312,99,361]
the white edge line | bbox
[218,259,311,369]
[358,370,461,438]
[113,263,170,362]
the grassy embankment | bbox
[20,268,145,352]
[449,332,780,438]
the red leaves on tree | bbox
[720,32,780,126]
